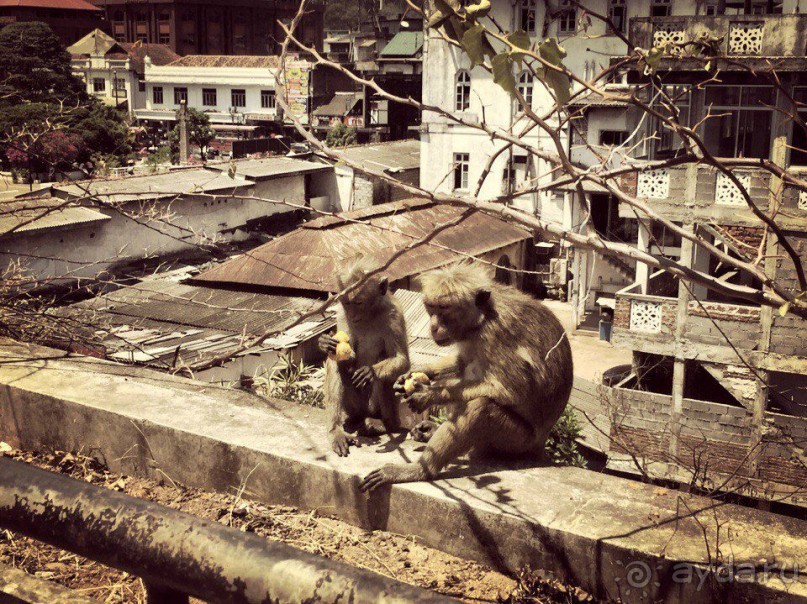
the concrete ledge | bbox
[0,341,805,604]
[0,563,99,603]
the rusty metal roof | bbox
[191,199,531,294]
[167,55,281,69]
[0,196,109,237]
[206,156,330,181]
[322,139,419,173]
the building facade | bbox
[0,0,103,45]
[69,28,180,115]
[91,0,322,56]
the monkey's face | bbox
[340,277,389,322]
[424,289,491,345]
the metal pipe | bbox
[0,458,457,604]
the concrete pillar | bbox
[636,219,651,294]
[178,100,189,165]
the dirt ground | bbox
[0,445,594,603]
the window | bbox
[790,87,807,165]
[517,72,533,108]
[136,33,148,42]
[453,152,469,191]
[158,33,170,44]
[702,85,774,159]
[651,0,671,17]
[455,70,470,111]
[174,86,188,105]
[135,12,147,23]
[114,33,126,42]
[153,86,163,104]
[608,0,626,34]
[93,78,105,93]
[231,88,246,107]
[158,10,169,21]
[600,130,628,146]
[648,84,692,158]
[520,0,536,34]
[138,80,146,92]
[260,90,276,109]
[202,88,217,106]
[558,0,576,34]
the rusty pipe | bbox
[0,457,457,604]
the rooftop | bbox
[69,30,180,70]
[206,157,331,181]
[166,55,281,69]
[324,139,420,173]
[313,92,362,117]
[52,169,253,205]
[0,0,100,10]
[0,196,109,237]
[379,31,423,58]
[191,198,531,294]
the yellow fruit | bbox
[404,373,430,395]
[334,331,350,343]
[335,341,354,362]
[411,372,430,385]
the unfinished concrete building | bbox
[584,3,807,510]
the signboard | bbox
[283,59,311,125]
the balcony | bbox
[629,15,807,70]
[617,164,807,229]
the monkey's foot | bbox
[359,462,428,492]
[329,429,358,457]
[410,420,437,443]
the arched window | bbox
[517,72,533,109]
[455,70,471,111]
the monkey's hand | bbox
[403,386,438,414]
[329,428,358,457]
[318,334,337,355]
[351,365,376,389]
[359,462,428,493]
[393,370,435,396]
[410,420,438,443]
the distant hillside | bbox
[322,0,410,30]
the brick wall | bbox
[717,225,764,260]
[771,231,807,356]
[685,302,762,350]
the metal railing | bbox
[0,457,457,604]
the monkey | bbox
[359,262,573,492]
[319,258,410,457]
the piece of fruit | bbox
[404,372,431,395]
[334,331,350,343]
[335,341,354,362]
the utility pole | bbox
[178,100,189,164]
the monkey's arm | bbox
[324,360,357,456]
[371,316,410,382]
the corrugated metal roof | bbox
[313,92,362,117]
[167,55,281,69]
[324,139,419,172]
[192,199,531,294]
[0,196,109,237]
[53,169,254,205]
[206,157,330,181]
[379,31,423,58]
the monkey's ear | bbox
[475,289,492,307]
[378,277,389,295]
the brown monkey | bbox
[360,262,573,491]
[319,259,410,457]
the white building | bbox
[68,29,180,115]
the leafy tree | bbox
[0,22,85,105]
[7,130,85,177]
[325,121,357,147]
[70,104,132,159]
[169,108,215,161]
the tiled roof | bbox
[120,43,181,69]
[0,196,109,236]
[166,55,281,69]
[191,198,531,294]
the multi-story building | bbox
[0,0,103,45]
[421,0,807,507]
[68,28,180,115]
[90,0,322,56]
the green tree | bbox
[325,121,357,147]
[0,22,85,105]
[169,108,215,162]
